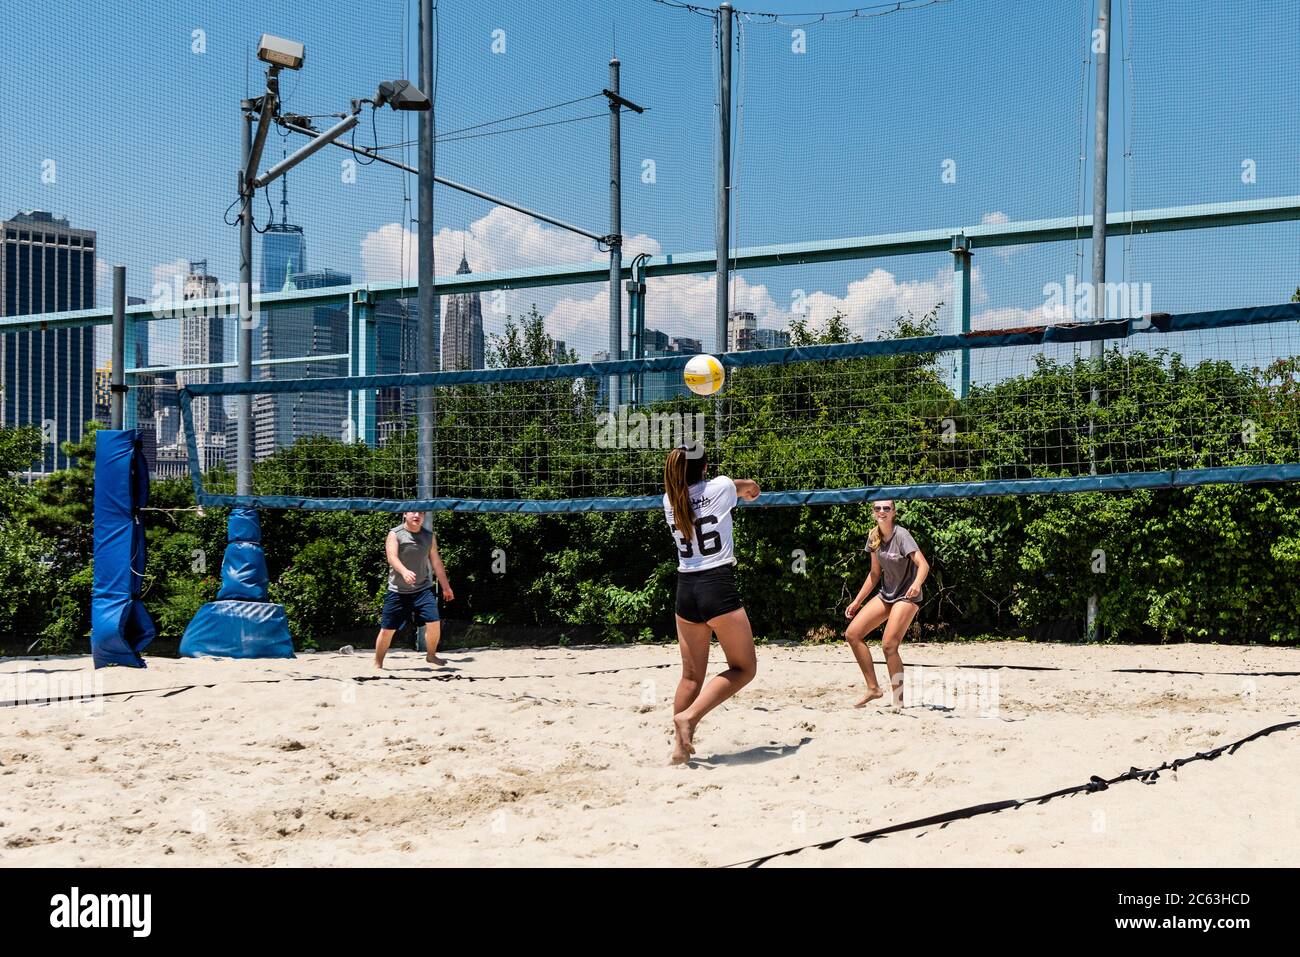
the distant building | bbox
[753,327,791,349]
[441,253,485,371]
[94,359,113,421]
[0,210,97,474]
[727,310,757,352]
[252,267,351,460]
[153,441,191,481]
[373,298,419,436]
[261,173,307,299]
[175,261,226,474]
[728,311,788,351]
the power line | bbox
[375,92,606,152]
[646,0,955,25]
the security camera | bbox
[373,80,430,112]
[257,34,304,71]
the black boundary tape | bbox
[3,655,1296,710]
[0,662,678,710]
[722,719,1300,868]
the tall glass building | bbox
[0,210,96,473]
[252,268,351,460]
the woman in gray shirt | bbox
[843,500,930,709]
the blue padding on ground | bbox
[182,507,291,656]
[91,430,156,668]
[179,600,294,659]
[218,541,269,601]
[227,507,261,543]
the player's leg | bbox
[374,592,409,669]
[415,588,444,665]
[880,599,919,709]
[846,595,891,706]
[671,614,713,763]
[672,606,757,763]
[374,628,398,669]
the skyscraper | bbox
[374,297,420,431]
[177,260,226,473]
[441,252,485,371]
[252,267,351,460]
[260,168,306,297]
[0,210,96,473]
[727,310,758,351]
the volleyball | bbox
[683,353,726,396]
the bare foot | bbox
[670,713,697,765]
[373,659,385,671]
[425,654,446,666]
[854,687,885,708]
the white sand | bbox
[1,641,1297,867]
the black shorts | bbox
[675,564,744,624]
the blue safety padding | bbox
[218,541,270,601]
[91,430,156,668]
[179,600,294,659]
[227,507,261,543]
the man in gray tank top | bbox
[375,511,454,669]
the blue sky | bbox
[3,0,1298,368]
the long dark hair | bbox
[664,444,708,541]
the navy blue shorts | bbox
[381,587,440,630]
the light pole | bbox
[234,34,428,499]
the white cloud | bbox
[359,204,1063,358]
[981,211,1016,260]
[152,258,191,286]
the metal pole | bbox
[416,0,436,650]
[237,105,254,497]
[110,266,125,430]
[608,57,623,413]
[1087,0,1111,644]
[417,0,437,510]
[715,4,733,357]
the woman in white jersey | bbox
[663,444,761,764]
[843,500,929,710]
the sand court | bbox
[1,641,1297,867]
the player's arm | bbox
[846,551,881,620]
[429,533,454,601]
[386,530,417,587]
[733,478,760,501]
[906,547,930,599]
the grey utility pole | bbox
[417,0,437,520]
[1087,0,1111,643]
[715,3,733,357]
[608,57,623,413]
[237,103,256,497]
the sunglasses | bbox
[872,505,894,513]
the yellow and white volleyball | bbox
[683,353,726,396]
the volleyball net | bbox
[179,300,1300,512]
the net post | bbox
[1086,0,1112,644]
[715,3,733,358]
[949,234,971,400]
[110,266,126,430]
[349,289,377,447]
[237,104,255,498]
